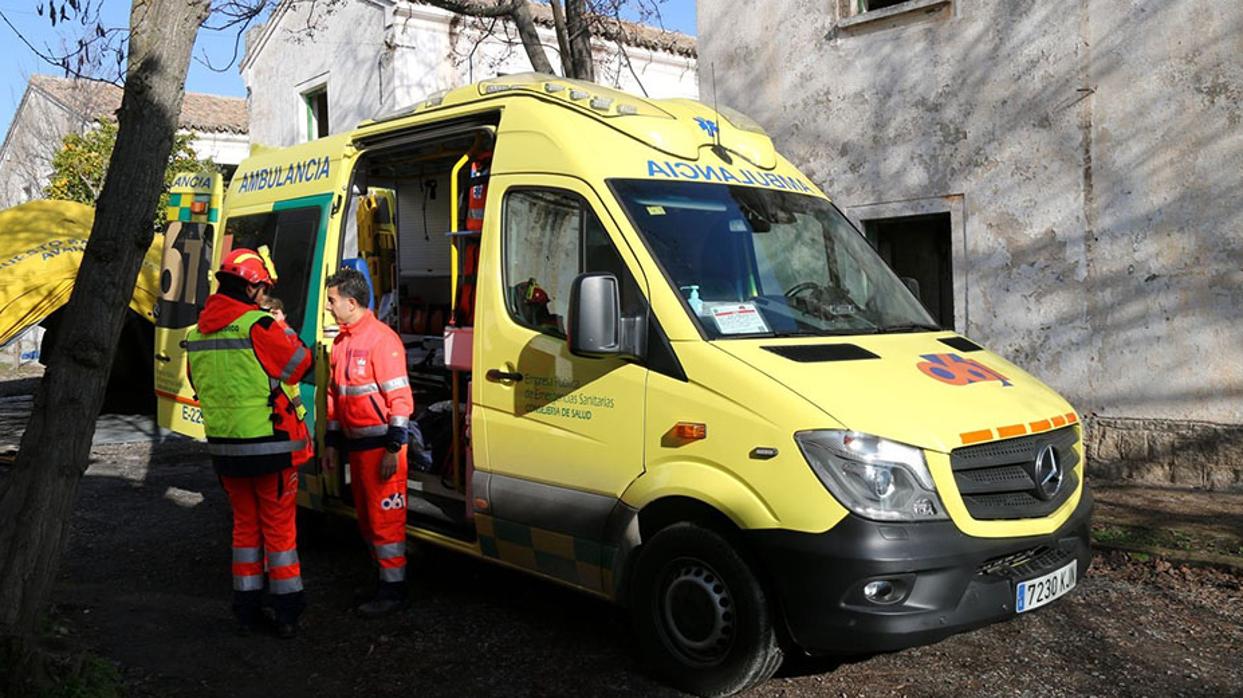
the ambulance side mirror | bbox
[568,273,645,361]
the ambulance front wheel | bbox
[630,522,783,697]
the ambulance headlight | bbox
[795,430,948,522]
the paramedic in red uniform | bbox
[186,248,314,638]
[322,267,414,617]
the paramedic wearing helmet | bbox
[185,248,315,638]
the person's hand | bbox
[322,446,339,473]
[380,449,399,479]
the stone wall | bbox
[1086,416,1243,492]
[699,0,1243,489]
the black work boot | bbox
[232,590,263,637]
[355,581,408,618]
[272,590,306,639]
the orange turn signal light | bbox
[190,200,208,214]
[674,422,707,441]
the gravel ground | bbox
[32,441,1240,697]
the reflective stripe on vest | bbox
[207,439,307,457]
[186,338,254,352]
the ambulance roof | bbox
[355,72,780,170]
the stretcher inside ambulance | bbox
[155,74,1091,698]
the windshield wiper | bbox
[770,327,879,338]
[876,323,942,334]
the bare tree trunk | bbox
[548,1,575,78]
[0,0,210,686]
[565,0,595,81]
[421,0,557,75]
[508,1,556,75]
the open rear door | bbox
[154,172,224,438]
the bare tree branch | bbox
[549,0,574,77]
[565,0,595,80]
[420,0,524,19]
[508,0,555,74]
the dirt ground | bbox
[8,439,1232,697]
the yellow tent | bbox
[0,200,162,348]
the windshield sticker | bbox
[729,219,748,232]
[918,353,1012,387]
[710,303,770,335]
[646,205,666,216]
[646,159,814,193]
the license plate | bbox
[1016,560,1077,613]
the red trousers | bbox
[348,446,408,582]
[221,467,303,596]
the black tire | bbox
[630,522,783,697]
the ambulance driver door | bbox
[474,176,648,592]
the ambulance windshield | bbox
[611,180,937,339]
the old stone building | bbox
[699,0,1243,489]
[242,0,698,148]
[0,75,249,210]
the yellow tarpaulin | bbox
[0,200,162,348]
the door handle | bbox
[155,353,171,363]
[486,369,523,383]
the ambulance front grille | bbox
[977,545,1072,580]
[950,426,1080,520]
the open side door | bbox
[154,172,224,438]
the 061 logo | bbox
[917,352,1012,387]
[380,492,406,511]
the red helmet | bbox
[218,247,276,287]
[523,279,550,306]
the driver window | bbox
[502,188,642,337]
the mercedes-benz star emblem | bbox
[1033,444,1063,500]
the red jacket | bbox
[326,310,413,451]
[190,293,315,469]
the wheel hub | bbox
[661,561,735,663]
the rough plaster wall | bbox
[698,0,1243,429]
[244,1,386,147]
[188,132,248,167]
[245,2,697,148]
[387,6,697,111]
[0,92,82,208]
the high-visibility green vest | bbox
[187,310,276,441]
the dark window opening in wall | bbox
[857,0,910,11]
[304,88,329,140]
[865,213,953,328]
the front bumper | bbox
[747,488,1093,655]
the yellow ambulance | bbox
[155,73,1091,696]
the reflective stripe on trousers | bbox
[379,566,406,582]
[269,575,304,594]
[375,541,405,560]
